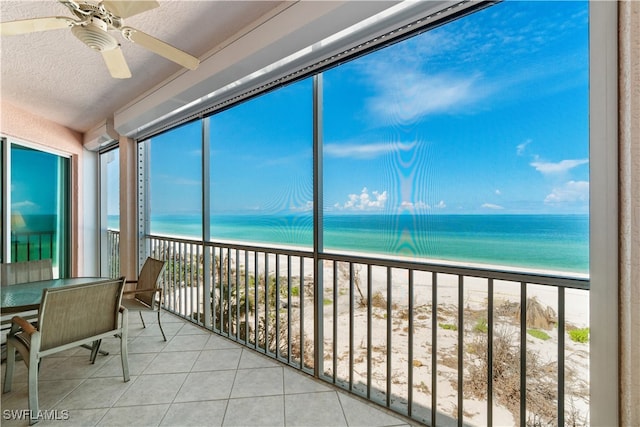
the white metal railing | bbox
[106,229,120,279]
[107,230,590,426]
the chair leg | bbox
[28,356,39,425]
[3,341,15,393]
[90,340,102,364]
[120,316,130,383]
[157,311,166,341]
[139,311,146,328]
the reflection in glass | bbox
[10,144,70,277]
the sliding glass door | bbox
[4,141,70,277]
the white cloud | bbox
[530,158,588,175]
[400,201,431,210]
[481,203,504,210]
[435,200,446,209]
[368,70,482,122]
[335,187,388,211]
[291,201,313,212]
[158,174,200,186]
[516,139,531,156]
[324,141,416,159]
[544,180,589,204]
[495,189,502,195]
[12,200,37,210]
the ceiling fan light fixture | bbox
[71,18,117,52]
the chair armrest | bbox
[123,289,158,295]
[10,316,37,336]
[123,288,163,305]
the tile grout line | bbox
[219,348,244,427]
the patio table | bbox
[1,277,115,359]
[1,277,111,313]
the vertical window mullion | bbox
[313,73,324,378]
[202,117,212,328]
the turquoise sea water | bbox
[109,214,589,274]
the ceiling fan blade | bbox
[102,1,159,19]
[123,27,199,70]
[102,47,132,79]
[0,16,74,36]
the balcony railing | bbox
[10,230,54,262]
[107,229,590,426]
[106,229,120,279]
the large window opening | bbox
[319,2,589,424]
[322,0,589,274]
[5,142,70,277]
[134,1,595,424]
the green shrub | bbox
[527,329,551,341]
[569,327,589,343]
[290,286,300,297]
[439,323,458,331]
[474,318,488,333]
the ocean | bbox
[111,214,589,274]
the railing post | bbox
[520,281,527,426]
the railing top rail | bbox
[142,232,590,290]
[147,233,314,259]
[10,230,55,236]
[321,252,589,290]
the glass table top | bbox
[1,277,109,313]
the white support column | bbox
[119,135,138,280]
[1,138,10,263]
[619,1,640,424]
[589,1,619,425]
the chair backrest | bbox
[37,278,125,352]
[136,258,166,307]
[0,259,53,286]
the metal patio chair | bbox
[0,259,53,286]
[3,277,129,425]
[1,259,54,337]
[121,257,167,341]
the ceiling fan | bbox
[0,0,200,79]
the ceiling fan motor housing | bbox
[71,17,118,52]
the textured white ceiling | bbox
[0,0,283,132]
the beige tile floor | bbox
[1,312,413,427]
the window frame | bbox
[1,136,73,276]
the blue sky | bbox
[145,0,589,217]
